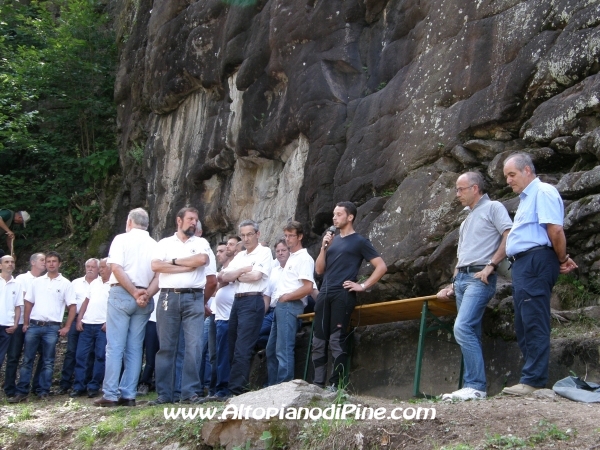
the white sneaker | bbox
[442,387,486,401]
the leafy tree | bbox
[0,0,118,255]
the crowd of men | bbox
[0,152,577,404]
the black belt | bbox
[235,291,262,298]
[508,245,549,263]
[111,283,147,289]
[30,319,61,327]
[161,288,204,294]
[457,265,486,273]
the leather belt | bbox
[508,245,549,263]
[30,319,61,327]
[457,265,486,273]
[235,291,263,298]
[111,283,147,289]
[161,288,204,294]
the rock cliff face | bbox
[112,0,600,297]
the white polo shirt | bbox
[71,276,98,313]
[153,234,209,289]
[25,273,76,323]
[14,271,35,325]
[107,228,157,288]
[198,237,217,276]
[0,276,24,327]
[213,280,235,320]
[273,248,315,307]
[264,264,285,308]
[223,245,273,294]
[81,278,111,325]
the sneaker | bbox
[55,387,70,395]
[324,384,338,394]
[199,395,230,404]
[442,387,486,401]
[502,383,540,396]
[137,384,149,396]
[180,394,202,404]
[69,390,86,398]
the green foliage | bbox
[554,274,600,310]
[0,0,118,256]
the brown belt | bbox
[234,291,263,298]
[111,283,147,289]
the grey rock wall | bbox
[112,0,600,296]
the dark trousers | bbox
[228,295,264,395]
[0,326,12,368]
[511,247,559,387]
[72,324,106,392]
[60,317,95,389]
[3,325,43,396]
[139,321,159,387]
[311,289,356,387]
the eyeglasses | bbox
[284,234,297,238]
[240,232,256,239]
[455,185,474,194]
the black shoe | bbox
[117,397,136,407]
[69,390,86,398]
[180,394,203,404]
[55,387,70,395]
[199,395,231,404]
[8,393,28,403]
[87,390,100,398]
[148,397,171,406]
[38,393,50,400]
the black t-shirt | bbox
[322,233,380,290]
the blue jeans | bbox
[511,247,559,387]
[215,319,230,396]
[3,325,43,396]
[73,324,106,392]
[266,300,304,385]
[256,308,274,350]
[453,271,497,392]
[228,295,264,395]
[155,290,204,402]
[60,317,95,389]
[102,286,153,401]
[16,323,60,395]
[198,316,215,394]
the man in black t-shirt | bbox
[312,201,387,391]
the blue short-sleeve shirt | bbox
[506,178,564,256]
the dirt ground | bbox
[1,387,599,450]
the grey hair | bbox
[463,171,486,194]
[504,153,536,174]
[29,252,45,264]
[85,258,100,266]
[238,219,259,233]
[128,208,149,230]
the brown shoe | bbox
[8,393,28,403]
[502,383,540,396]
[117,397,136,407]
[94,396,118,407]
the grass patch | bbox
[7,405,34,423]
[554,274,600,310]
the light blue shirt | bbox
[506,178,564,256]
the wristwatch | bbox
[486,260,498,270]
[172,258,178,266]
[360,283,366,290]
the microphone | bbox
[324,226,336,248]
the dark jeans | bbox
[17,323,60,395]
[511,247,559,387]
[60,317,95,389]
[3,325,43,396]
[139,321,159,388]
[312,289,356,387]
[215,319,230,396]
[228,295,264,395]
[0,326,12,368]
[73,323,106,392]
[256,308,274,350]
